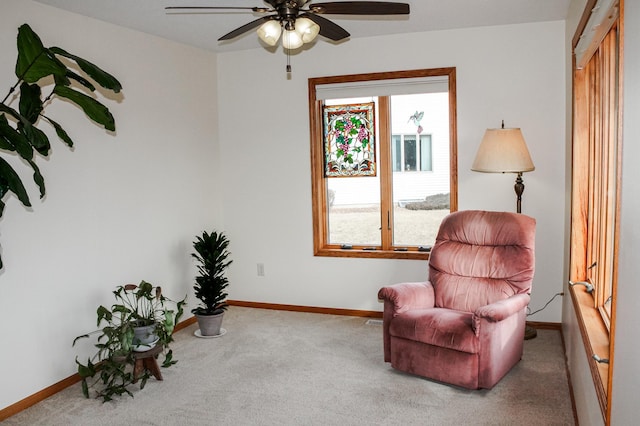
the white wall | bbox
[0,0,220,410]
[218,21,566,319]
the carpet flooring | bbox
[3,306,575,425]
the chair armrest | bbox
[378,282,435,362]
[378,282,435,316]
[474,293,530,322]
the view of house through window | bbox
[392,134,433,172]
[309,69,457,259]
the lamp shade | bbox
[282,29,303,49]
[471,127,535,173]
[295,17,320,43]
[257,20,282,47]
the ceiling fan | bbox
[165,1,410,48]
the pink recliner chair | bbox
[378,210,536,389]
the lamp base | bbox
[514,172,525,214]
[524,324,537,340]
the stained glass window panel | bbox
[323,102,376,177]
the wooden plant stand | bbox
[132,344,163,383]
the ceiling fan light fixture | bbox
[168,1,411,62]
[257,20,282,46]
[282,29,303,50]
[295,17,320,43]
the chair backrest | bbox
[428,210,536,312]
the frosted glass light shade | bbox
[471,128,535,173]
[295,17,320,43]
[282,29,303,49]
[257,20,282,47]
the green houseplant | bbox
[73,281,186,401]
[192,231,232,337]
[0,23,121,269]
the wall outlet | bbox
[257,263,265,276]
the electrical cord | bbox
[527,292,564,316]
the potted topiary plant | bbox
[73,280,186,401]
[191,230,232,337]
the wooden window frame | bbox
[569,1,623,423]
[308,68,458,260]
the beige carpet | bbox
[3,307,575,425]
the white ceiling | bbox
[33,0,571,53]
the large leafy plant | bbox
[0,23,121,269]
[73,281,186,401]
[192,231,232,315]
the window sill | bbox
[569,284,609,420]
[314,247,430,260]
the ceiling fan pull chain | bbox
[286,49,292,73]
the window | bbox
[392,134,432,172]
[308,68,458,259]
[569,0,622,421]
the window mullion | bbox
[378,96,393,249]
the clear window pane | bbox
[391,93,450,247]
[327,177,381,246]
[392,135,401,172]
[403,135,416,171]
[392,205,449,247]
[420,135,433,171]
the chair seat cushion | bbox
[389,308,478,354]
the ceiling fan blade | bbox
[219,16,274,41]
[165,6,270,12]
[312,2,410,15]
[303,13,350,41]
